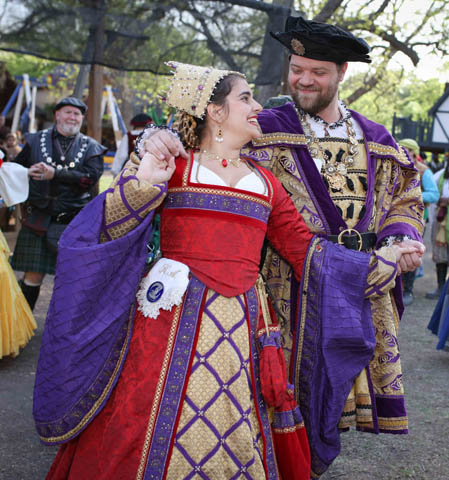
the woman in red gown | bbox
[38,62,322,480]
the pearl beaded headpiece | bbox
[164,61,245,119]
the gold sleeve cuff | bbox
[102,157,166,241]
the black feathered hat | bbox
[53,97,87,114]
[271,16,371,64]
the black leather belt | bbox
[328,229,377,252]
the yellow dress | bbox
[0,230,37,358]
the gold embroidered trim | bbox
[168,186,273,209]
[181,151,274,203]
[182,152,192,185]
[136,303,183,480]
[367,142,409,163]
[253,137,409,166]
[377,416,408,425]
[39,306,134,443]
[295,237,320,382]
[272,423,305,434]
[252,132,307,147]
[381,216,423,233]
[255,325,280,339]
[377,416,408,430]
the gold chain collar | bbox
[299,110,359,190]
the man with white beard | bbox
[11,97,106,310]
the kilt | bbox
[10,226,57,274]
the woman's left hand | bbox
[136,152,176,184]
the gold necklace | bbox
[299,110,359,190]
[199,149,241,168]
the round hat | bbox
[54,97,87,114]
[130,113,153,127]
[271,16,371,64]
[398,138,420,156]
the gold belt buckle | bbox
[337,228,363,251]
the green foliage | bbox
[341,69,445,128]
[0,51,59,78]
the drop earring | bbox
[215,126,224,143]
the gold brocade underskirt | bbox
[166,291,266,479]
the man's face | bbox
[288,55,347,116]
[55,106,84,136]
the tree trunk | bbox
[254,1,292,105]
[87,64,104,142]
[86,0,105,143]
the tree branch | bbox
[187,0,288,14]
[313,0,345,22]
[373,29,420,65]
[188,8,240,70]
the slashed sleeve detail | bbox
[377,161,424,241]
[365,246,398,298]
[266,174,314,282]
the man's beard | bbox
[290,81,339,116]
[56,121,81,136]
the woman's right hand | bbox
[136,152,176,184]
[142,130,188,161]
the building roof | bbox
[429,84,449,116]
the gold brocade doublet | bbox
[315,137,370,229]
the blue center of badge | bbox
[146,281,164,303]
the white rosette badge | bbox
[136,258,190,319]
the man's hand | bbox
[392,239,425,275]
[143,130,188,162]
[136,152,176,184]
[28,162,55,181]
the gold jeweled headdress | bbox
[164,61,245,119]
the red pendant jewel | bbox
[221,158,228,167]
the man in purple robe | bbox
[116,17,425,477]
